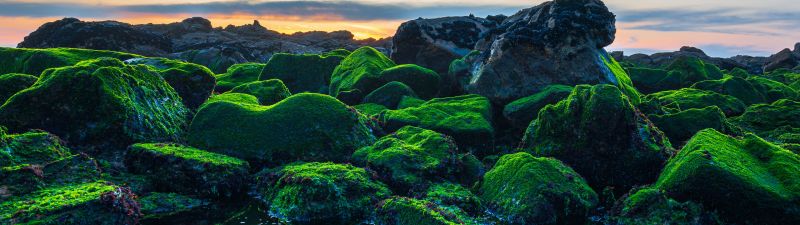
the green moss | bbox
[329,46,397,104]
[0,47,140,76]
[203,93,260,106]
[0,129,72,167]
[653,129,800,224]
[128,143,246,167]
[0,73,37,104]
[260,50,349,94]
[379,95,494,155]
[255,162,391,223]
[649,106,740,145]
[139,192,208,220]
[1,154,102,198]
[375,196,480,225]
[613,187,722,225]
[732,99,800,142]
[424,183,482,215]
[691,77,768,105]
[503,85,573,130]
[644,88,746,116]
[378,64,441,99]
[599,50,642,104]
[363,81,418,109]
[477,152,598,224]
[125,57,217,109]
[0,58,189,150]
[746,76,799,102]
[228,79,292,105]
[353,103,389,117]
[0,181,136,224]
[445,50,481,96]
[215,63,265,92]
[627,56,723,93]
[729,68,750,78]
[523,84,673,192]
[352,126,475,193]
[397,96,426,109]
[188,93,376,165]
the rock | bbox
[138,192,209,221]
[125,57,216,110]
[379,64,441,99]
[0,47,140,76]
[463,0,640,104]
[1,154,102,198]
[203,93,260,106]
[612,187,722,225]
[187,93,377,165]
[446,50,481,95]
[627,56,724,94]
[375,196,480,225]
[764,48,798,72]
[215,63,265,92]
[0,58,189,151]
[363,81,418,109]
[0,129,71,168]
[620,46,762,74]
[477,152,598,225]
[691,77,768,105]
[17,18,172,56]
[649,106,739,145]
[746,76,799,102]
[228,79,291,105]
[170,46,249,74]
[352,126,479,193]
[329,47,397,104]
[125,143,249,199]
[423,183,483,215]
[522,84,673,193]
[732,99,800,139]
[353,103,389,117]
[503,85,573,130]
[254,162,391,223]
[643,88,746,116]
[259,50,349,94]
[0,73,37,104]
[0,181,141,224]
[378,95,494,155]
[390,16,497,75]
[652,129,800,224]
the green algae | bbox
[260,50,349,94]
[329,46,397,104]
[375,196,480,225]
[649,106,740,145]
[644,88,746,116]
[125,57,217,109]
[215,62,265,92]
[228,79,292,105]
[503,85,573,130]
[378,64,441,99]
[0,47,140,76]
[0,129,72,168]
[363,81,418,109]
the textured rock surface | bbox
[125,57,216,110]
[18,18,173,56]
[764,48,799,72]
[0,73,37,104]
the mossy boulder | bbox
[354,103,389,117]
[378,64,441,99]
[378,95,494,155]
[423,183,482,215]
[0,181,140,224]
[0,58,189,151]
[652,129,800,224]
[746,76,799,102]
[0,73,37,104]
[503,85,573,130]
[139,192,208,221]
[0,47,139,76]
[375,196,480,225]
[260,51,349,94]
[352,126,480,193]
[254,162,391,223]
[330,46,397,104]
[125,57,217,110]
[397,96,427,109]
[188,93,376,165]
[125,143,249,199]
[477,152,598,225]
[644,88,746,116]
[1,154,102,199]
[691,77,768,105]
[363,81,418,109]
[0,128,72,168]
[203,93,260,106]
[523,84,673,192]
[228,79,291,105]
[732,99,800,141]
[215,62,265,92]
[612,187,722,225]
[628,56,723,93]
[649,106,739,145]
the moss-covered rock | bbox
[260,51,349,94]
[203,93,260,106]
[691,77,768,105]
[0,181,140,224]
[363,81,418,109]
[649,106,740,145]
[644,88,746,116]
[477,152,598,224]
[0,128,72,168]
[0,47,139,76]
[523,84,673,192]
[330,47,397,104]
[503,85,573,130]
[125,143,249,199]
[139,192,208,221]
[215,62,265,92]
[652,129,800,224]
[254,162,391,223]
[423,183,482,215]
[732,99,800,142]
[378,95,494,155]
[352,126,479,193]
[228,79,291,105]
[0,73,37,104]
[1,154,102,199]
[627,56,723,93]
[746,76,799,102]
[353,103,389,117]
[729,67,750,78]
[378,64,441,99]
[445,50,481,96]
[0,58,189,151]
[375,196,480,225]
[188,93,376,165]
[125,57,217,110]
[612,187,722,225]
[397,96,427,109]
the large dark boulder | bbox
[18,18,172,56]
[764,48,799,72]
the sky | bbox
[1,0,799,57]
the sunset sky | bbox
[1,0,799,57]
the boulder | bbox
[643,88,746,116]
[463,0,640,104]
[478,152,598,225]
[503,85,573,130]
[627,56,724,94]
[203,93,260,106]
[746,76,799,102]
[378,64,441,99]
[0,47,140,76]
[188,93,376,165]
[0,129,72,168]
[17,18,172,56]
[215,63,265,92]
[691,77,768,105]
[1,154,101,199]
[0,73,37,105]
[169,46,249,74]
[732,99,800,139]
[423,183,483,215]
[764,48,798,72]
[254,162,391,223]
[523,84,673,193]
[259,50,349,94]
[363,81,418,109]
[0,58,189,151]
[329,47,397,104]
[612,187,722,225]
[228,79,292,105]
[125,57,216,110]
[138,192,209,221]
[649,106,739,145]
[375,196,480,225]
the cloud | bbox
[613,7,800,36]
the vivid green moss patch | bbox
[215,62,265,92]
[0,181,137,224]
[378,64,441,99]
[0,47,140,76]
[691,77,768,105]
[125,57,217,109]
[644,88,746,116]
[612,187,722,225]
[0,129,72,167]
[330,46,397,104]
[627,56,723,93]
[260,51,349,94]
[1,154,102,198]
[649,106,740,145]
[363,81,418,109]
[375,196,480,225]
[228,79,292,105]
[503,84,573,130]
[732,99,800,142]
[599,50,642,104]
[203,93,260,106]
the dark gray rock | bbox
[764,48,798,72]
[18,18,172,56]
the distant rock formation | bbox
[18,18,173,56]
[764,48,798,72]
[619,46,768,74]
